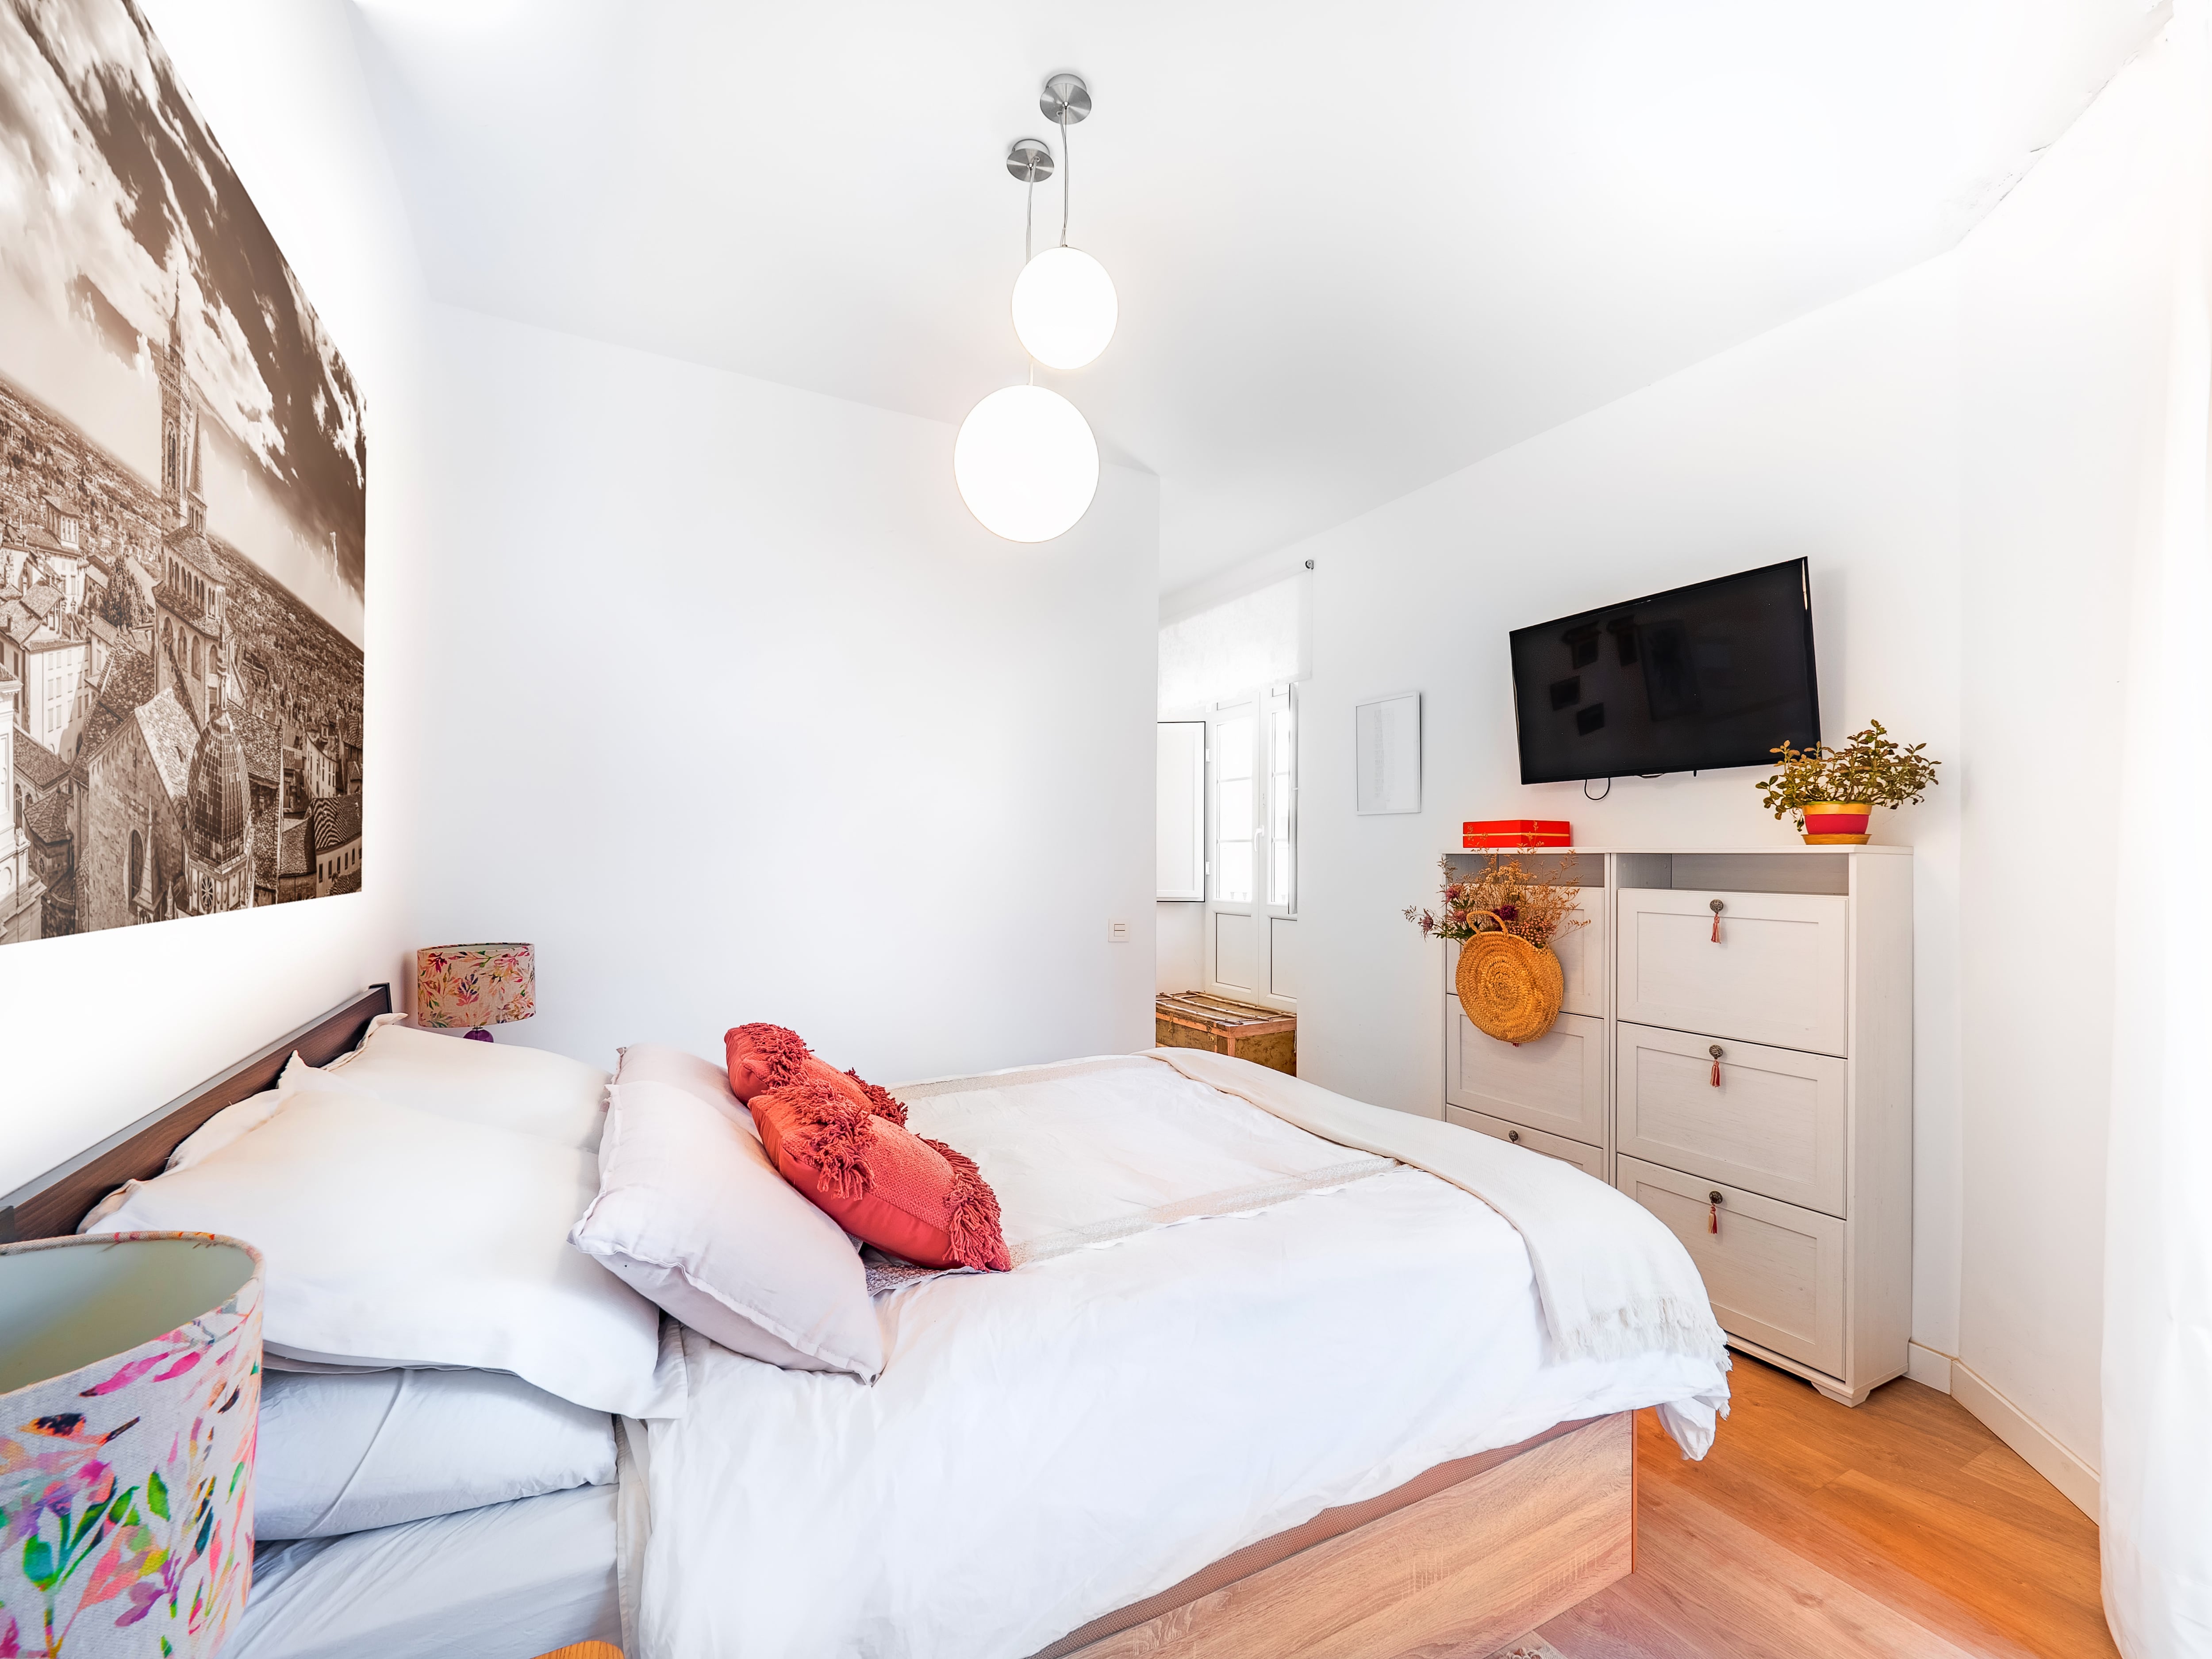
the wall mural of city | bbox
[0,0,366,946]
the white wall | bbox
[401,304,1160,1083]
[0,1,429,1198]
[1167,22,2187,1500]
[1198,257,1965,1356]
[1951,30,2185,1493]
[1157,900,1202,993]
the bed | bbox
[0,987,1730,1659]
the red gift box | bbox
[1462,818,1572,849]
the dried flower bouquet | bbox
[1404,849,1589,951]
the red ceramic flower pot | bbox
[1801,801,1872,844]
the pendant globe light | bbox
[1010,74,1117,370]
[954,384,1099,542]
[955,73,1114,543]
[1013,247,1117,372]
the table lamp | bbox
[0,1230,264,1656]
[415,942,535,1041]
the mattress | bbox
[228,1482,621,1659]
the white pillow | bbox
[89,1085,683,1417]
[571,1078,883,1380]
[318,1019,609,1151]
[611,1043,755,1136]
[256,1367,614,1539]
[77,1085,293,1231]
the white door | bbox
[1204,687,1297,1009]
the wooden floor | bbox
[1534,1356,2117,1659]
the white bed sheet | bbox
[638,1162,1725,1658]
[229,1482,621,1659]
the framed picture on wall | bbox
[1354,691,1421,815]
[0,1,367,947]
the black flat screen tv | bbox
[1508,559,1820,784]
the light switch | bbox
[1107,919,1132,944]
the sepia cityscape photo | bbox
[0,0,366,945]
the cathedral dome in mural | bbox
[189,708,250,867]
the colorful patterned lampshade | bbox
[416,942,535,1036]
[0,1231,263,1657]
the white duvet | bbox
[632,1056,1728,1659]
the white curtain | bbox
[2101,4,2212,1651]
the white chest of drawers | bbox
[1441,846,1912,1406]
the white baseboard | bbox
[1950,1359,2100,1519]
[1906,1342,1954,1392]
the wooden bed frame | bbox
[1041,1411,1633,1659]
[0,986,1636,1659]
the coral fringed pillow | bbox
[726,1022,908,1123]
[729,1025,1010,1273]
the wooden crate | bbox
[1154,992,1297,1076]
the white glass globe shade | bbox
[954,384,1100,543]
[1010,246,1118,371]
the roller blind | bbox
[1159,575,1310,712]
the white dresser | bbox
[1441,847,1911,1405]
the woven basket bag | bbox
[1454,910,1565,1045]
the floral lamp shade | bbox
[416,943,535,1033]
[0,1231,263,1657]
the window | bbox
[1194,685,1299,1007]
[1213,710,1255,904]
[1267,686,1296,910]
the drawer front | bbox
[1615,1156,1845,1379]
[1616,1024,1847,1216]
[1446,1009,1606,1143]
[1444,1105,1605,1179]
[1444,901,1602,1018]
[1616,888,1847,1055]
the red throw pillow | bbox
[725,1023,908,1125]
[752,1078,1010,1273]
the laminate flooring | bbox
[1531,1356,2117,1659]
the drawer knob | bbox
[1507,1130,1521,1144]
[1708,1190,1724,1234]
[1709,1044,1724,1087]
[1709,898,1724,943]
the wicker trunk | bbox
[1153,991,1298,1076]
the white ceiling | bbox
[348,0,2165,597]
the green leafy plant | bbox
[1756,720,1940,822]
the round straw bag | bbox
[1455,911,1565,1045]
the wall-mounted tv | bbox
[1508,559,1820,784]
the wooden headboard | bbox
[0,984,392,1244]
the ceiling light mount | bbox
[1040,73,1091,127]
[1005,138,1056,184]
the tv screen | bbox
[1508,559,1820,784]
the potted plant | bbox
[1755,720,1939,843]
[1406,850,1588,1044]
